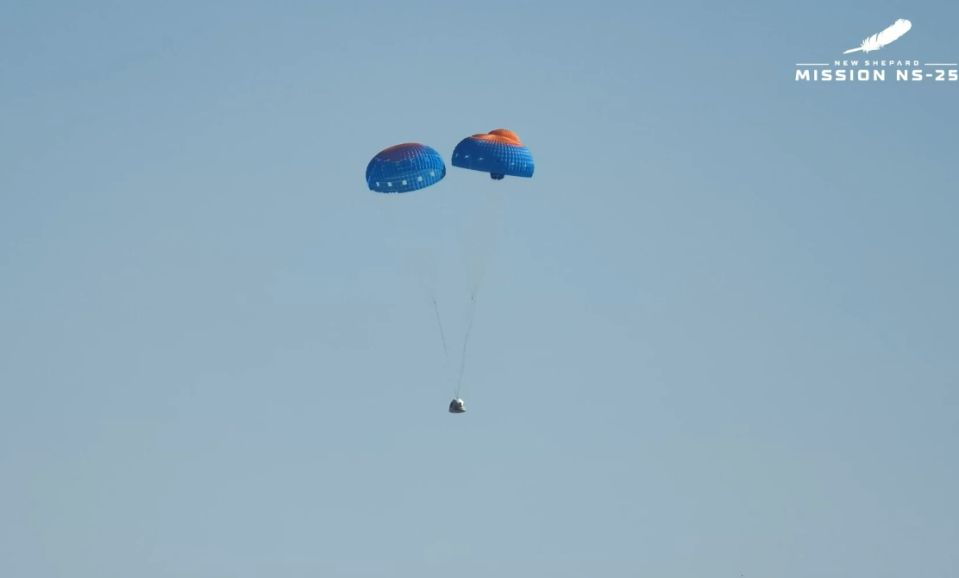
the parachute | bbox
[366,143,446,193]
[365,131,533,413]
[451,129,535,180]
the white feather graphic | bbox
[844,19,912,53]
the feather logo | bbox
[844,19,912,53]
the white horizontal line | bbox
[796,63,829,66]
[924,63,957,66]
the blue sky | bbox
[1,1,957,576]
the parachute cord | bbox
[455,293,477,399]
[432,297,453,393]
[380,199,450,391]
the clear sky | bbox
[1,1,957,577]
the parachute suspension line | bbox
[379,195,452,389]
[455,293,478,399]
[452,188,501,399]
[380,199,433,300]
[432,297,453,391]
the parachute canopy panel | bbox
[366,143,447,193]
[451,129,534,180]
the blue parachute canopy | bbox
[451,129,534,180]
[366,143,446,193]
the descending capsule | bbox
[366,143,446,193]
[451,129,534,180]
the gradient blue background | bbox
[1,1,957,577]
